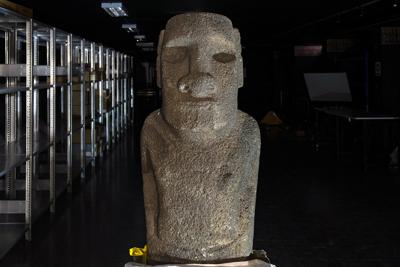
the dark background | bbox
[11,0,400,123]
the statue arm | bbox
[240,119,261,248]
[248,133,261,217]
[141,137,159,242]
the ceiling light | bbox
[122,23,137,33]
[101,2,128,17]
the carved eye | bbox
[213,52,236,63]
[162,47,187,63]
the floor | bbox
[1,130,146,267]
[1,122,400,267]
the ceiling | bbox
[11,0,400,55]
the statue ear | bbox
[233,29,244,88]
[156,30,165,89]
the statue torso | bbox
[141,110,260,260]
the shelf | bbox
[0,128,69,177]
[0,86,28,94]
[0,82,81,94]
[0,144,93,259]
[0,64,68,77]
[0,116,95,177]
[0,145,26,177]
[33,83,52,90]
[0,3,134,258]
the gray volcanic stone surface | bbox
[141,12,261,263]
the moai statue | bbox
[140,12,261,264]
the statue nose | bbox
[177,73,216,98]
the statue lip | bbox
[183,97,216,104]
[185,101,216,107]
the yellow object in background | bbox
[129,245,148,264]
[261,111,283,126]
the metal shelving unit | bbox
[0,5,134,258]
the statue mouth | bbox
[183,96,216,104]
[184,100,217,108]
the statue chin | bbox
[162,106,235,135]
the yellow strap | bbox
[129,244,148,263]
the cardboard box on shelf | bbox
[56,76,67,85]
[72,125,104,144]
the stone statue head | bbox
[157,13,243,132]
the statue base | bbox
[125,259,276,267]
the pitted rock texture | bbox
[141,12,261,263]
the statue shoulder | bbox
[142,109,162,131]
[237,111,261,144]
[141,110,164,144]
